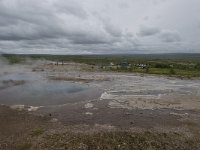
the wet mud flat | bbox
[0,62,200,149]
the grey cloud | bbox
[0,21,66,41]
[69,33,110,45]
[0,0,126,47]
[54,0,88,19]
[143,16,149,21]
[118,2,129,9]
[94,13,123,38]
[0,0,199,54]
[151,0,167,5]
[138,26,161,37]
[0,0,90,42]
[160,31,181,43]
[0,15,17,27]
[0,0,67,40]
[104,23,123,37]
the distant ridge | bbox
[2,53,200,60]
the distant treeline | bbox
[2,53,200,77]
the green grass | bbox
[19,143,32,150]
[147,68,172,75]
[4,55,25,64]
[31,128,44,137]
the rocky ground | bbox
[1,105,200,150]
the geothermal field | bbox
[0,57,200,149]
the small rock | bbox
[84,103,94,109]
[51,118,58,122]
[85,112,93,115]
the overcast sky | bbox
[0,0,200,54]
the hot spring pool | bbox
[0,73,101,106]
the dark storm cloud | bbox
[138,26,161,37]
[160,31,181,43]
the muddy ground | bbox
[0,61,200,149]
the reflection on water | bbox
[0,72,40,81]
[0,73,100,106]
[0,80,91,106]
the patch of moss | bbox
[31,128,44,137]
[19,143,32,150]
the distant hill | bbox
[1,53,200,60]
